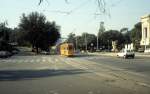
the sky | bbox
[0,0,150,38]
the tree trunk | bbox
[31,44,34,52]
[36,46,39,54]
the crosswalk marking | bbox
[36,59,40,63]
[0,56,68,64]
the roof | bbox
[141,14,150,19]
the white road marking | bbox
[136,82,150,88]
[42,59,46,62]
[88,91,94,94]
[36,59,40,63]
[30,59,34,63]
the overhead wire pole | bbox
[97,32,99,50]
[97,22,100,51]
[97,22,101,50]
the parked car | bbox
[0,51,12,58]
[117,49,135,59]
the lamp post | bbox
[97,34,99,50]
[97,21,105,50]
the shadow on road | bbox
[0,69,88,81]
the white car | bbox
[117,49,135,59]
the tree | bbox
[75,35,84,49]
[123,31,131,44]
[120,27,128,33]
[67,32,97,51]
[130,22,142,50]
[0,22,10,42]
[120,27,132,45]
[100,30,124,49]
[0,22,13,52]
[67,32,76,46]
[11,28,30,46]
[19,12,60,53]
[81,33,97,49]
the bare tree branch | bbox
[65,0,69,4]
[39,0,43,5]
[97,0,106,13]
[39,0,107,15]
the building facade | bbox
[140,14,150,49]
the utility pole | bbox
[97,22,100,50]
[97,23,99,50]
[97,33,99,50]
[97,21,105,50]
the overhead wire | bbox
[43,0,91,15]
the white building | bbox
[125,43,134,50]
[140,14,150,49]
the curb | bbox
[88,52,150,58]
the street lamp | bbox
[97,34,99,50]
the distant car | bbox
[117,49,135,59]
[0,51,12,58]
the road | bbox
[0,54,150,94]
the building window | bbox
[144,27,147,38]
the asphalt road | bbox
[0,54,150,94]
[79,54,150,77]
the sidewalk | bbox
[88,52,117,57]
[88,52,150,58]
[135,52,150,57]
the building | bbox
[125,43,134,50]
[140,14,150,49]
[111,41,118,52]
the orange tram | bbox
[60,43,74,57]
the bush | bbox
[0,40,13,52]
